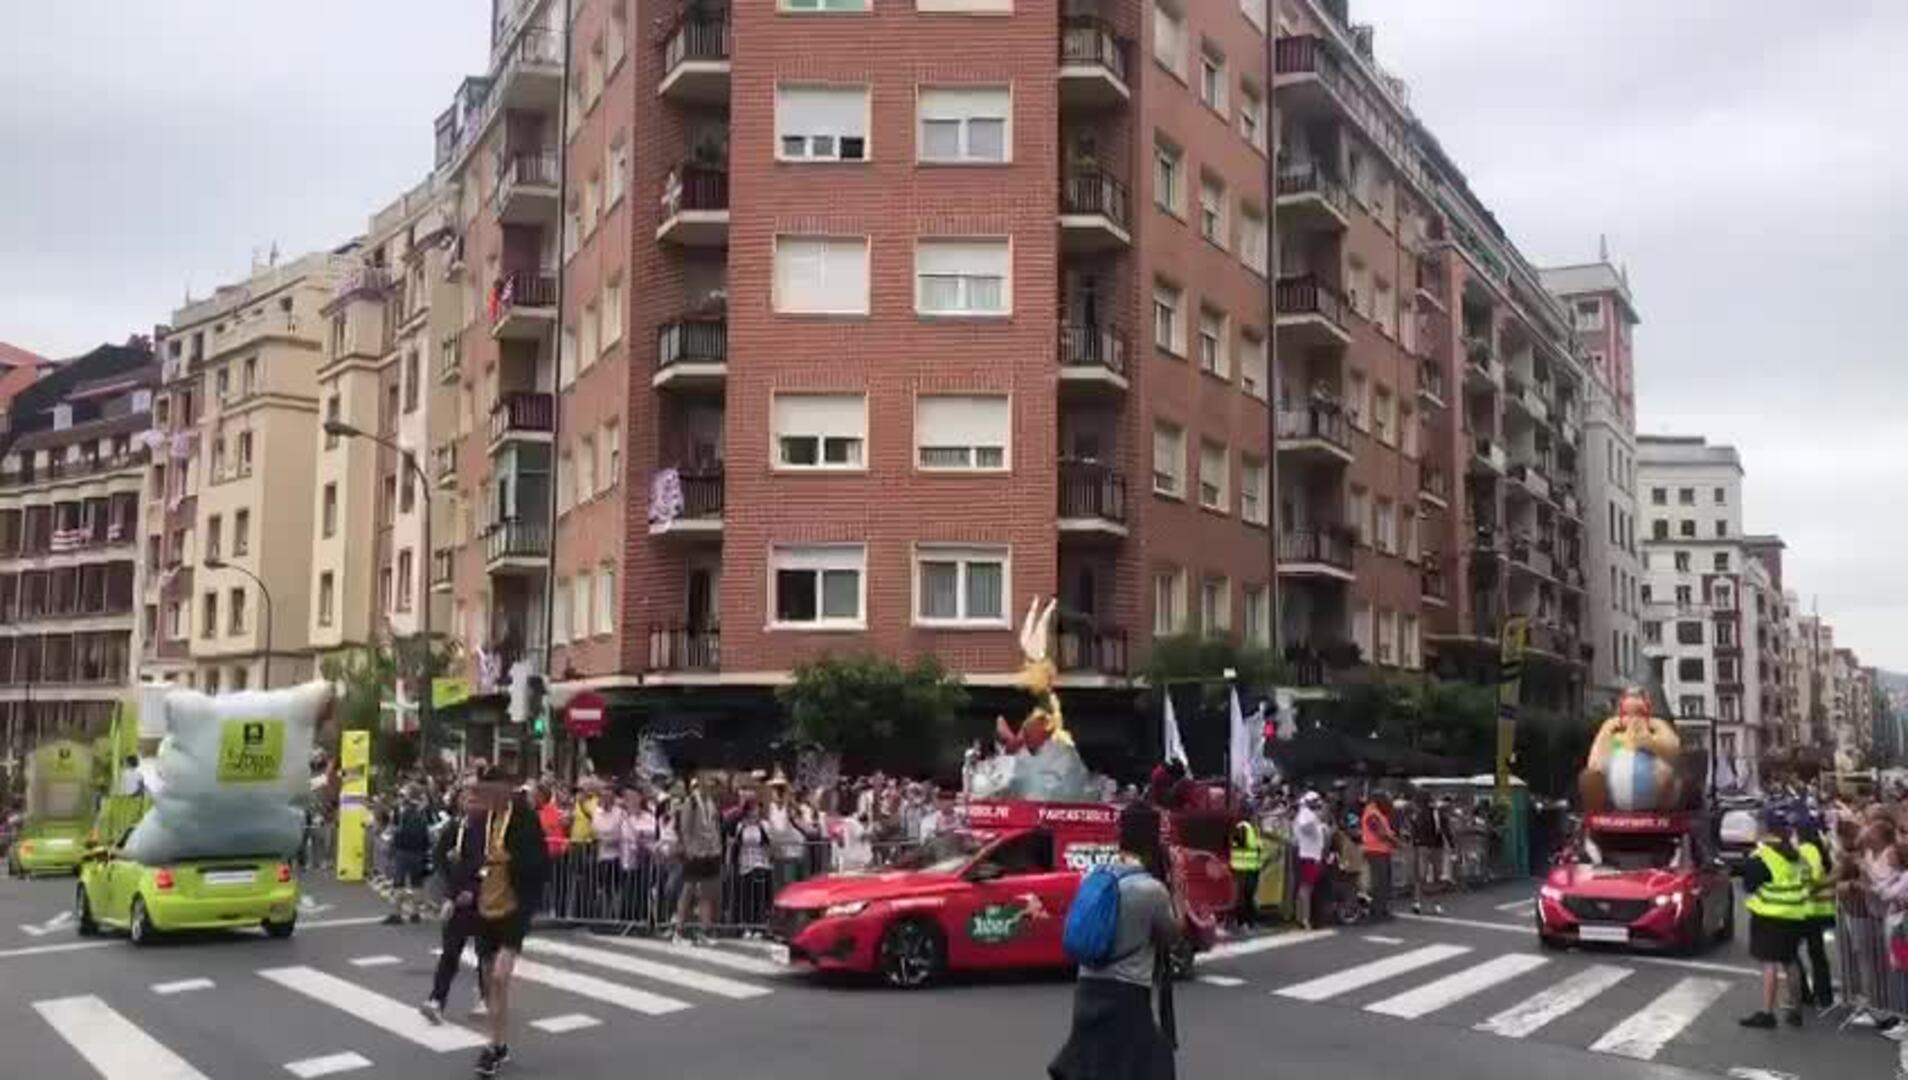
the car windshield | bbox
[887,831,987,873]
[1583,831,1688,871]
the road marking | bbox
[1726,1069,1799,1080]
[0,940,115,960]
[284,1052,372,1078]
[298,916,386,930]
[531,1013,602,1033]
[259,966,487,1052]
[1197,928,1336,963]
[1474,964,1633,1038]
[485,955,691,1016]
[1395,912,1530,933]
[1495,898,1535,912]
[1588,976,1732,1060]
[152,978,216,995]
[598,935,791,977]
[1390,914,1757,977]
[20,911,74,937]
[348,955,402,968]
[33,994,210,1080]
[1362,935,1405,945]
[1275,943,1471,1002]
[298,895,336,915]
[1366,954,1551,1019]
[523,938,772,999]
[1196,974,1247,987]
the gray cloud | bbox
[1356,0,1908,668]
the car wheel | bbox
[877,919,945,989]
[264,916,296,940]
[75,885,99,937]
[130,897,157,947]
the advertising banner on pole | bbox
[1496,616,1529,806]
[335,729,370,882]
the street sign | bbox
[565,690,608,740]
[1496,616,1529,805]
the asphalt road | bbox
[0,871,1895,1080]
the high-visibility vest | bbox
[1360,805,1395,856]
[1231,821,1264,872]
[1797,841,1836,920]
[1744,843,1811,921]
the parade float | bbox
[7,739,98,877]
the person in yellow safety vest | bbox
[1739,809,1813,1029]
[1230,818,1266,928]
[1793,819,1836,1009]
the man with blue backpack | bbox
[1050,802,1181,1080]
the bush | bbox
[778,653,969,772]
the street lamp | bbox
[202,557,273,688]
[323,420,435,757]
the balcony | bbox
[1416,256,1447,312]
[487,391,555,450]
[430,549,454,592]
[494,149,561,224]
[1274,161,1351,233]
[1422,565,1448,606]
[1272,35,1353,125]
[1505,374,1550,424]
[1275,408,1353,466]
[489,270,558,339]
[432,443,457,488]
[1057,460,1127,539]
[654,317,728,391]
[1275,276,1352,349]
[657,163,729,246]
[1508,461,1551,501]
[494,25,563,113]
[1059,168,1131,251]
[1470,436,1507,475]
[1463,338,1503,390]
[659,15,730,104]
[649,625,721,673]
[485,518,550,574]
[648,467,724,539]
[1056,628,1128,678]
[1278,527,1356,581]
[1056,14,1129,108]
[1418,358,1447,409]
[1057,324,1129,393]
[1556,485,1582,520]
[1419,462,1450,509]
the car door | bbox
[944,829,1070,971]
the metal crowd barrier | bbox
[1833,892,1908,1025]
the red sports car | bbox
[1536,812,1735,954]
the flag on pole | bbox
[1162,690,1189,768]
[1228,686,1257,793]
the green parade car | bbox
[76,834,299,944]
[7,820,90,877]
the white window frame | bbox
[917,86,1011,164]
[1152,422,1185,498]
[1198,43,1227,113]
[1152,0,1187,79]
[771,544,867,630]
[1153,568,1187,637]
[1153,138,1183,215]
[553,577,571,645]
[1238,203,1267,274]
[1200,576,1230,634]
[1153,280,1185,355]
[1240,455,1267,525]
[1375,497,1396,554]
[596,563,616,635]
[1197,307,1228,378]
[1244,584,1270,646]
[916,394,1011,472]
[1198,174,1227,246]
[913,545,1011,628]
[775,83,872,162]
[1238,82,1267,151]
[774,235,871,315]
[915,238,1012,316]
[1198,439,1228,512]
[1240,331,1267,400]
[773,392,868,471]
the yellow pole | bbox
[335,730,370,882]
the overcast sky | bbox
[1,3,1902,669]
[1358,0,1908,671]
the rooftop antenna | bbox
[1598,233,1609,262]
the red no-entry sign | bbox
[564,690,608,740]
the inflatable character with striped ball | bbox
[1580,687,1683,813]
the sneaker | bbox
[418,999,443,1026]
[1849,1010,1880,1028]
[380,912,405,926]
[469,1000,489,1018]
[1738,1011,1777,1029]
[474,1046,500,1078]
[493,1045,511,1067]
[408,912,422,925]
[1883,1024,1908,1043]
[1783,1008,1804,1028]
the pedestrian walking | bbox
[384,785,432,925]
[422,785,489,1024]
[673,775,723,944]
[1048,802,1180,1080]
[1360,791,1398,920]
[1292,791,1328,930]
[1739,809,1812,1029]
[466,768,549,1077]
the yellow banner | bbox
[1496,617,1529,803]
[432,676,472,710]
[335,730,371,882]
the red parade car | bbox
[1536,812,1735,954]
[769,800,1231,988]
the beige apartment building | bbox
[146,254,341,690]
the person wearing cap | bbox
[1293,791,1329,930]
[1740,807,1812,1029]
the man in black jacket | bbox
[421,784,486,1023]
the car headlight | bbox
[1653,892,1684,909]
[1539,886,1562,902]
[823,901,869,919]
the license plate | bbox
[768,944,791,966]
[1579,925,1629,944]
[44,838,73,849]
[203,870,257,886]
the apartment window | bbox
[1651,486,1666,506]
[1714,519,1728,538]
[1678,487,1696,505]
[916,239,1010,315]
[1198,174,1227,246]
[1678,657,1706,683]
[1152,0,1187,77]
[230,666,248,691]
[772,544,866,628]
[1403,614,1422,669]
[918,87,1010,163]
[396,549,414,612]
[1152,422,1185,498]
[1375,498,1397,554]
[1238,204,1267,275]
[1153,139,1183,215]
[1573,298,1604,331]
[1346,370,1368,430]
[1674,551,1691,572]
[603,421,622,489]
[379,567,392,613]
[237,432,253,474]
[1374,278,1395,337]
[1352,604,1373,661]
[1153,281,1184,354]
[226,588,246,634]
[1713,552,1730,572]
[1376,608,1398,665]
[1713,486,1727,504]
[1653,519,1669,540]
[1679,696,1704,719]
[1200,576,1230,634]
[607,1,628,67]
[1196,307,1227,377]
[1347,486,1369,544]
[572,574,592,641]
[1240,332,1267,399]
[1677,621,1704,646]
[233,510,249,555]
[1402,407,1420,457]
[916,546,1008,626]
[1198,43,1227,111]
[1153,568,1187,636]
[583,175,601,229]
[602,277,624,347]
[403,352,420,413]
[557,450,576,514]
[560,325,578,387]
[552,578,570,645]
[575,435,598,501]
[1675,584,1694,605]
[916,394,1010,470]
[1243,585,1270,646]
[242,356,258,396]
[205,514,222,561]
[776,84,870,161]
[596,563,616,635]
[202,592,217,639]
[216,367,230,401]
[166,601,182,639]
[1679,520,1696,538]
[608,140,629,206]
[1718,657,1739,683]
[774,393,867,469]
[1240,456,1267,525]
[317,572,335,627]
[774,236,870,315]
[1197,440,1228,511]
[400,470,416,514]
[1373,386,1397,445]
[1239,82,1267,149]
[205,669,221,695]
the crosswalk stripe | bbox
[1275,943,1471,1002]
[482,955,692,1016]
[33,994,210,1080]
[258,966,487,1052]
[598,935,790,977]
[1474,964,1633,1038]
[284,1051,372,1078]
[1198,928,1336,963]
[531,1013,602,1033]
[1197,974,1247,987]
[348,955,402,968]
[524,938,772,999]
[151,978,216,995]
[1366,954,1551,1019]
[1588,976,1732,1061]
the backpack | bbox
[396,805,431,852]
[1064,864,1142,967]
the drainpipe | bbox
[1265,26,1282,663]
[537,0,574,770]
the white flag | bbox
[1228,687,1256,793]
[1163,691,1189,768]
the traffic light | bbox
[508,664,547,732]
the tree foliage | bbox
[778,653,969,770]
[1312,676,1497,762]
[319,638,459,777]
[1140,634,1291,710]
